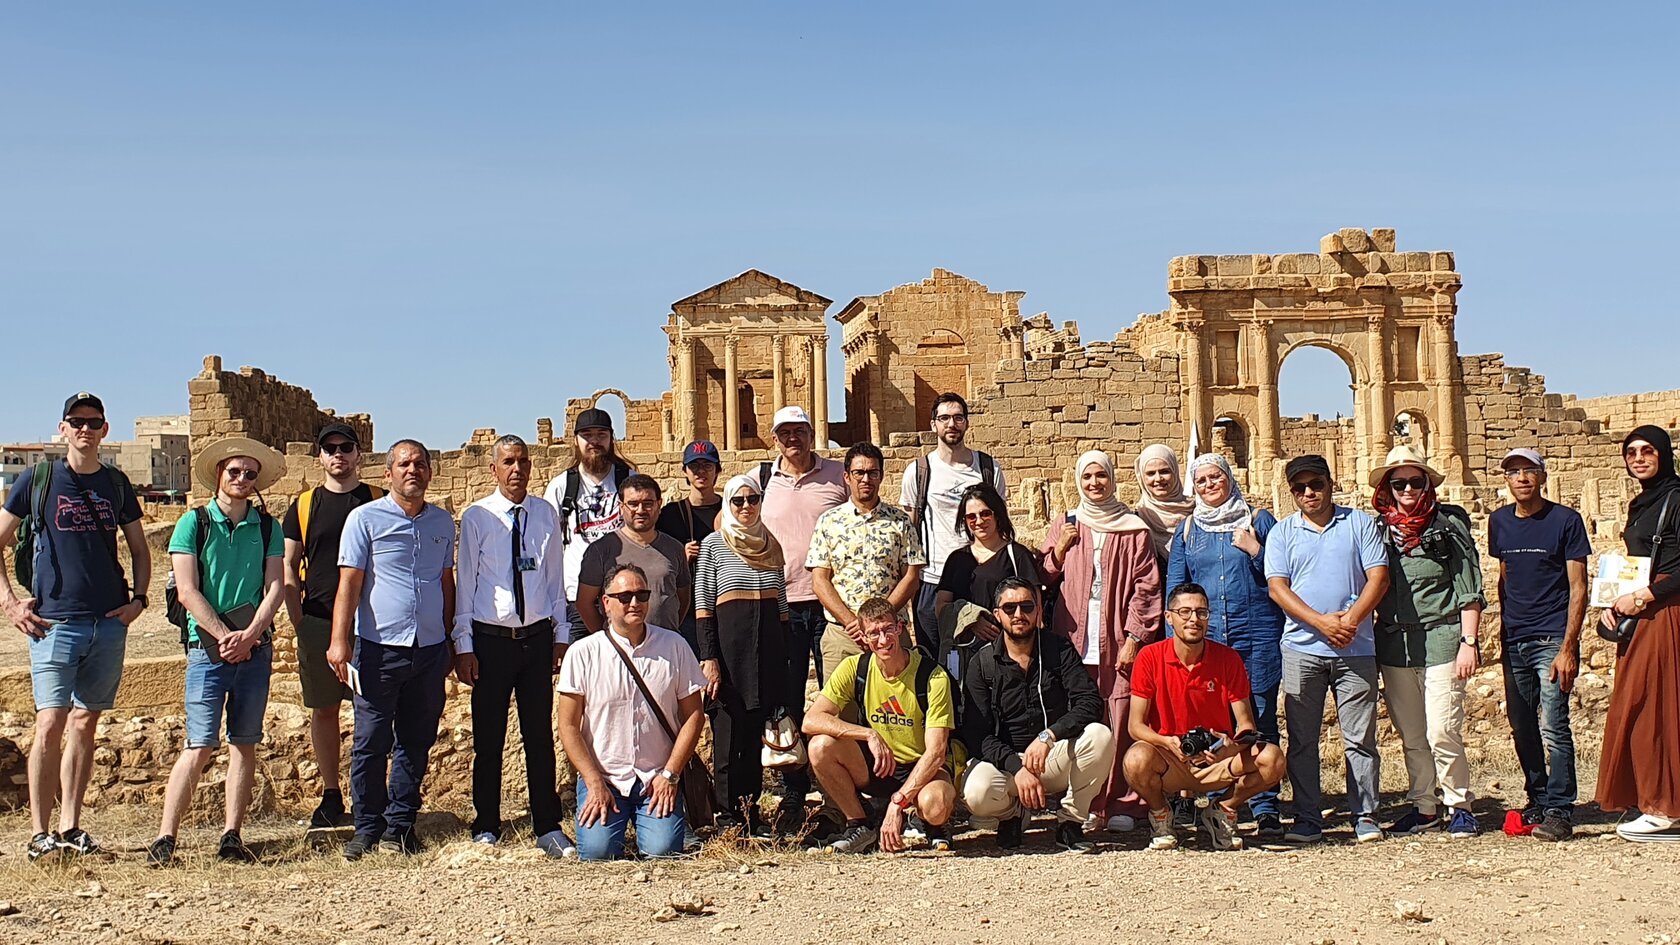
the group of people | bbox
[5,391,1680,866]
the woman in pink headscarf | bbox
[1133,444,1197,566]
[1041,450,1164,831]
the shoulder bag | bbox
[604,633,717,825]
[1600,490,1677,643]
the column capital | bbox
[770,335,784,354]
[724,334,740,354]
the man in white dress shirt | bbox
[454,435,574,858]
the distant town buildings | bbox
[0,415,190,503]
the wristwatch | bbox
[1460,635,1477,649]
[132,594,149,610]
[658,768,679,786]
[1037,730,1055,745]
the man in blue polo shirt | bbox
[1264,454,1390,844]
[327,439,456,860]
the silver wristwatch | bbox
[659,768,680,785]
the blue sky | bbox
[4,3,1674,446]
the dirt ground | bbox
[1,772,1677,945]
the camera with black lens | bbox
[1416,529,1453,562]
[1179,727,1221,757]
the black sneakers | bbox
[26,832,60,862]
[1054,820,1096,854]
[997,816,1024,850]
[59,828,101,856]
[342,833,378,861]
[217,830,256,863]
[828,821,878,854]
[379,827,423,856]
[1533,810,1574,842]
[147,835,178,867]
[310,790,346,829]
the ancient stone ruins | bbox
[6,226,1677,812]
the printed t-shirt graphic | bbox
[819,649,954,765]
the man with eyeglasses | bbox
[1486,448,1589,841]
[1263,454,1389,844]
[576,474,690,637]
[899,393,1006,647]
[756,405,848,834]
[557,564,706,861]
[453,435,575,858]
[1,393,149,862]
[542,409,635,643]
[808,443,926,681]
[1124,582,1286,852]
[282,422,380,831]
[961,576,1111,853]
[327,439,456,860]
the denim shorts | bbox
[185,643,273,749]
[29,616,129,711]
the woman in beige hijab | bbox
[1133,444,1197,564]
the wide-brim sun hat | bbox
[193,436,287,493]
[1367,443,1445,490]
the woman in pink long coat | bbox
[1041,450,1164,831]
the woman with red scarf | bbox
[1370,445,1486,838]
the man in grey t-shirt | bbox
[575,474,691,638]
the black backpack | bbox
[11,460,136,596]
[165,505,274,644]
[556,461,633,543]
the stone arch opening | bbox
[1393,408,1431,456]
[588,389,630,437]
[1277,341,1361,486]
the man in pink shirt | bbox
[755,405,848,833]
[556,564,705,860]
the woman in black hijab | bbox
[1597,425,1680,842]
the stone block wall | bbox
[1567,388,1680,434]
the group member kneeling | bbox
[961,577,1113,853]
[803,598,956,854]
[1124,583,1286,851]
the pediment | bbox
[673,270,832,311]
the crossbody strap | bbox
[1653,491,1678,551]
[604,631,680,743]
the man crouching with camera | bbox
[1123,582,1287,850]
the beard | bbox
[1002,622,1037,643]
[580,446,614,477]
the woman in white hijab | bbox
[1041,450,1164,831]
[694,473,789,835]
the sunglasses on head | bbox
[224,467,260,482]
[320,441,357,455]
[730,494,762,508]
[604,589,652,604]
[1289,478,1328,495]
[1389,476,1430,493]
[998,600,1037,615]
[64,417,104,430]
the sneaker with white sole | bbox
[1618,813,1680,842]
[535,829,578,859]
[1354,816,1385,843]
[1446,809,1481,838]
[471,831,498,845]
[829,822,878,854]
[1105,814,1136,833]
[1147,808,1178,851]
[1200,804,1243,851]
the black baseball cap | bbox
[1284,454,1332,482]
[316,422,361,448]
[573,408,614,435]
[63,392,105,419]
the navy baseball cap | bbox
[683,440,721,467]
[63,392,105,418]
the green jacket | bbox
[1375,505,1485,668]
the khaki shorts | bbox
[1159,751,1249,795]
[297,613,351,709]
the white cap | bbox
[1500,447,1546,471]
[772,406,813,432]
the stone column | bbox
[674,339,697,443]
[723,334,740,451]
[660,407,673,451]
[1367,313,1392,460]
[1001,323,1025,362]
[867,331,885,445]
[1431,310,1464,480]
[1181,321,1207,450]
[813,334,831,446]
[1254,320,1279,484]
[771,335,786,415]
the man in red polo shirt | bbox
[1125,582,1286,851]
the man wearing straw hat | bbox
[148,436,286,865]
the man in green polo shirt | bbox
[149,437,286,865]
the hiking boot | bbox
[1255,813,1285,840]
[1147,808,1179,851]
[1386,808,1442,835]
[26,832,61,862]
[342,833,378,861]
[1055,820,1096,854]
[58,827,101,856]
[828,822,877,855]
[1446,809,1481,838]
[1201,804,1243,851]
[217,830,255,863]
[146,835,178,867]
[310,790,346,829]
[996,816,1024,850]
[1354,816,1385,843]
[1533,810,1573,842]
[380,827,424,855]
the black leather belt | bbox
[472,618,555,640]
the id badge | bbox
[516,556,538,572]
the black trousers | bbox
[710,698,768,815]
[470,626,562,837]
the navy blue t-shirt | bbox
[3,461,142,621]
[1487,501,1591,642]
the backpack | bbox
[756,461,774,491]
[909,451,996,532]
[165,504,275,644]
[555,461,633,543]
[11,460,136,596]
[294,483,382,581]
[850,649,969,772]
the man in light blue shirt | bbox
[1263,454,1389,845]
[327,439,456,860]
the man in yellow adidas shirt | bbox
[804,597,956,854]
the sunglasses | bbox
[320,441,357,455]
[224,468,261,482]
[64,417,105,430]
[964,509,995,523]
[998,600,1037,616]
[604,589,652,604]
[1289,478,1328,495]
[730,495,762,508]
[1169,607,1211,620]
[1389,476,1429,493]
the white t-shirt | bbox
[542,466,624,603]
[556,624,705,793]
[899,451,1008,582]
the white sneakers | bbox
[1617,813,1680,843]
[1146,809,1178,851]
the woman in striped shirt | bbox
[696,473,791,835]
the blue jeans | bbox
[29,616,128,711]
[1246,682,1282,818]
[350,640,449,837]
[1502,636,1576,813]
[574,777,687,861]
[779,601,828,803]
[184,643,273,748]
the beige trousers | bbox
[961,723,1115,824]
[1381,662,1472,813]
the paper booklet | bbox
[1592,553,1652,607]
